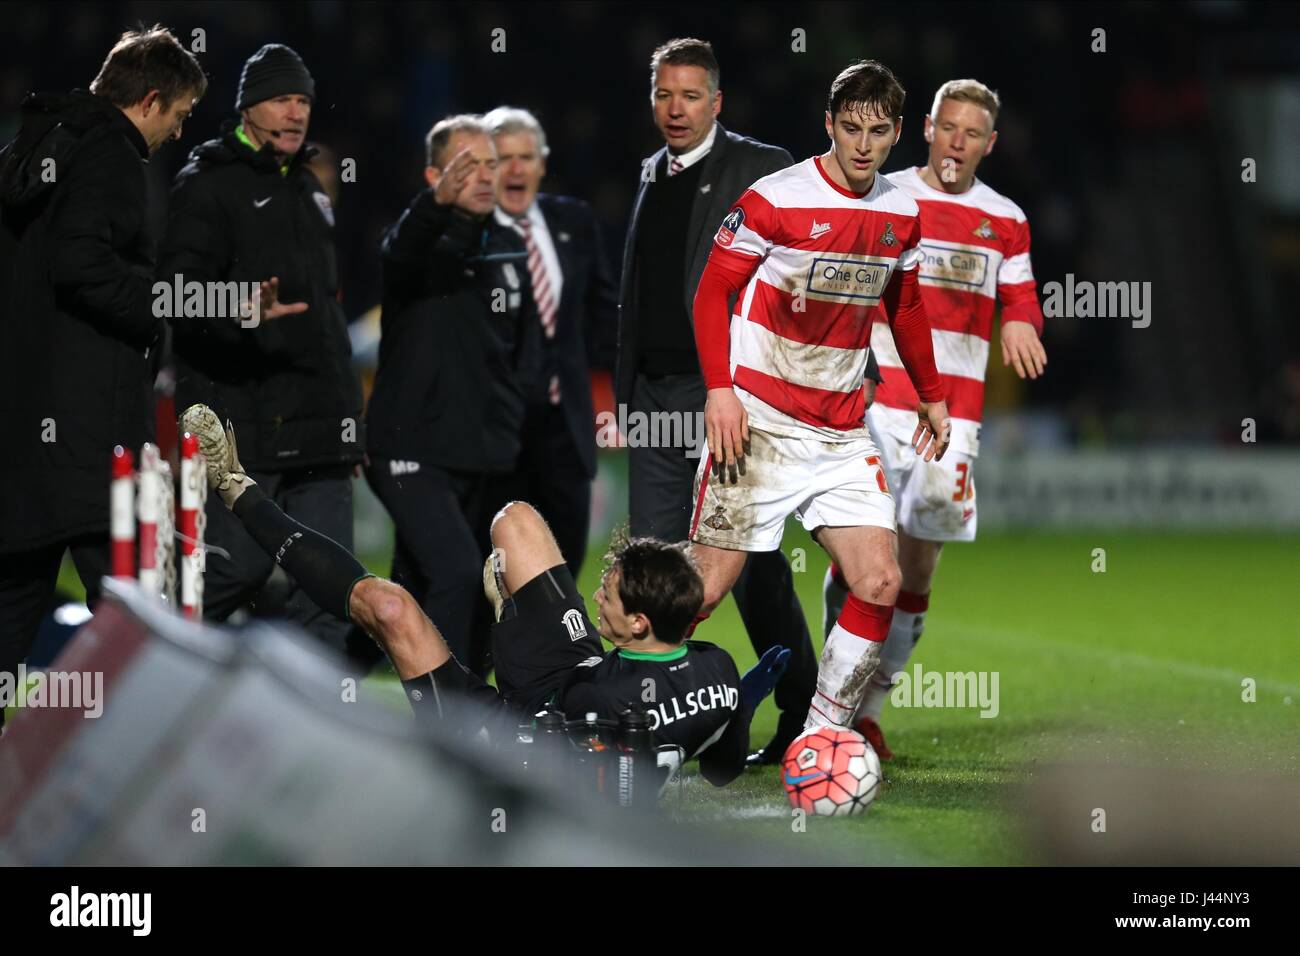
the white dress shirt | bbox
[495,201,563,308]
[667,121,717,173]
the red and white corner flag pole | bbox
[110,445,136,581]
[137,443,161,596]
[179,432,204,619]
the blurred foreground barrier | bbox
[0,580,778,865]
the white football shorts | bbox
[688,423,896,552]
[866,404,977,542]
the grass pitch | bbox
[577,527,1299,864]
[47,526,1298,864]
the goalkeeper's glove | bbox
[740,645,792,713]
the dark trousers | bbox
[0,532,111,729]
[365,458,488,667]
[202,463,355,654]
[627,371,818,737]
[481,402,592,578]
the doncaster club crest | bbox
[973,217,998,240]
[879,221,897,247]
[702,505,734,531]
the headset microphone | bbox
[243,116,294,140]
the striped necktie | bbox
[669,155,684,176]
[517,216,556,340]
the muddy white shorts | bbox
[866,404,978,542]
[688,423,896,552]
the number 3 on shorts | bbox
[953,461,973,502]
[865,455,889,494]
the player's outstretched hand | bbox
[913,399,952,462]
[255,277,308,321]
[705,387,749,483]
[740,645,792,713]
[1001,320,1047,380]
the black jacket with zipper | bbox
[365,189,539,474]
[0,90,161,552]
[159,121,363,473]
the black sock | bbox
[401,668,454,726]
[231,484,372,622]
[401,657,502,736]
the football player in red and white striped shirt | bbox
[686,61,952,736]
[824,79,1047,758]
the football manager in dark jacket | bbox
[365,114,540,670]
[617,38,881,764]
[0,25,205,707]
[159,44,364,654]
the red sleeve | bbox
[692,188,773,390]
[997,218,1044,334]
[880,220,943,403]
[693,251,755,389]
[882,269,943,403]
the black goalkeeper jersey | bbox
[558,640,752,786]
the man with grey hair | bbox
[365,113,541,672]
[479,106,618,580]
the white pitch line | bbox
[946,623,1300,698]
[695,805,794,821]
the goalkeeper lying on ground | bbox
[180,404,789,786]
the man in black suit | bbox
[481,106,618,578]
[616,38,880,763]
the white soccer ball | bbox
[782,727,882,816]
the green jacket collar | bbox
[618,645,688,662]
[235,123,289,176]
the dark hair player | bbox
[179,404,789,788]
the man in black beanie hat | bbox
[158,43,366,660]
[234,43,316,162]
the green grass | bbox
[585,527,1299,864]
[46,527,1300,864]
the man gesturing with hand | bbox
[365,115,540,671]
[687,60,950,735]
[160,43,365,656]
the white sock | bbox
[805,623,883,730]
[854,606,927,722]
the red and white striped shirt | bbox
[871,166,1043,454]
[694,156,943,442]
